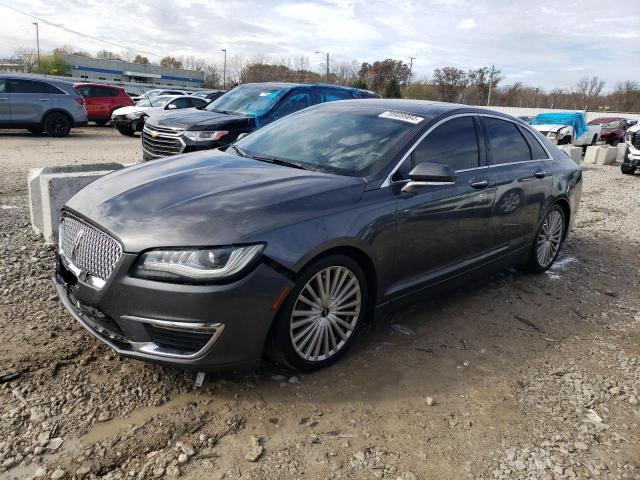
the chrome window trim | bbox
[381,113,478,188]
[381,112,554,188]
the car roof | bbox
[0,74,73,87]
[311,98,522,120]
[238,82,374,95]
[73,82,125,90]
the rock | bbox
[37,430,50,445]
[51,469,66,480]
[271,375,286,381]
[76,466,91,477]
[177,453,188,464]
[574,441,589,451]
[245,435,263,462]
[152,467,165,478]
[426,396,435,406]
[180,444,195,457]
[391,324,415,335]
[34,466,47,477]
[353,451,366,462]
[166,465,180,477]
[609,386,621,395]
[288,376,300,384]
[48,437,64,451]
[97,411,111,422]
[628,396,638,406]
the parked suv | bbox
[74,83,134,126]
[0,75,88,136]
[622,123,640,175]
[142,82,378,161]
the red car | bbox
[588,117,629,146]
[73,83,134,126]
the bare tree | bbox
[573,76,605,110]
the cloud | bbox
[0,0,637,91]
[456,18,477,29]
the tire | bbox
[27,127,44,135]
[524,205,566,274]
[621,164,635,175]
[267,254,369,372]
[116,125,136,137]
[591,135,598,146]
[610,138,620,147]
[94,119,109,126]
[44,112,72,137]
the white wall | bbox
[477,105,640,122]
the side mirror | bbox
[166,104,177,109]
[402,162,457,193]
[236,132,249,141]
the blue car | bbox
[142,82,378,161]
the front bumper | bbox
[112,116,145,132]
[54,252,293,371]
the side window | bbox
[413,116,480,171]
[190,98,207,108]
[320,89,351,102]
[170,97,191,109]
[484,117,532,165]
[91,86,118,97]
[0,79,5,93]
[8,79,59,94]
[272,91,312,119]
[76,86,92,97]
[520,127,548,159]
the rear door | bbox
[90,86,117,119]
[75,85,97,118]
[6,79,55,123]
[481,115,554,250]
[0,79,9,123]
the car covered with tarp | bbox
[531,112,600,147]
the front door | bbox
[389,114,497,296]
[0,79,10,123]
[6,79,48,123]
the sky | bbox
[0,0,638,91]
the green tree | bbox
[383,77,402,98]
[358,59,410,94]
[34,53,71,76]
[432,67,467,102]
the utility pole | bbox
[315,51,329,83]
[486,64,495,106]
[221,49,227,90]
[33,22,40,72]
[407,56,416,98]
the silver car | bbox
[0,75,88,137]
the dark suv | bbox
[141,82,377,161]
[0,75,88,136]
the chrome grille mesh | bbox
[60,214,122,282]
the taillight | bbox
[75,97,85,106]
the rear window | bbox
[8,79,64,94]
[520,127,549,159]
[484,117,532,164]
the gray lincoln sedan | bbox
[54,99,582,372]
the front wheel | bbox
[524,205,566,273]
[267,255,368,371]
[116,125,136,136]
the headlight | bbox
[547,132,557,139]
[126,112,145,120]
[183,130,228,142]
[133,244,264,282]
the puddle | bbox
[81,391,213,445]
[546,255,578,280]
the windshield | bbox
[233,104,421,176]
[204,84,285,116]
[589,119,620,129]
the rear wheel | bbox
[44,112,72,137]
[116,125,136,137]
[267,255,368,371]
[524,205,566,273]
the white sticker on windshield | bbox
[259,92,270,96]
[378,111,424,124]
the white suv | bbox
[622,123,640,175]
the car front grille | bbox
[632,131,640,150]
[145,324,213,354]
[59,213,122,284]
[142,124,184,158]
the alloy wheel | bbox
[536,210,563,268]
[289,266,362,362]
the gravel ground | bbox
[0,128,639,480]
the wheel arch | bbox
[553,197,571,240]
[41,108,73,127]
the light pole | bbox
[33,22,40,72]
[221,49,227,89]
[486,64,495,106]
[407,56,416,98]
[315,51,329,83]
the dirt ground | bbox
[0,127,638,480]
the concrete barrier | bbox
[28,163,124,244]
[558,145,583,164]
[595,146,618,166]
[617,143,629,163]
[583,146,599,165]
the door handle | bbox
[469,179,489,189]
[533,170,549,179]
[39,98,50,102]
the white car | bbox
[621,123,640,175]
[531,112,601,147]
[110,95,208,136]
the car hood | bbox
[531,124,571,133]
[65,150,366,252]
[112,105,154,116]
[599,128,621,136]
[146,109,254,131]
